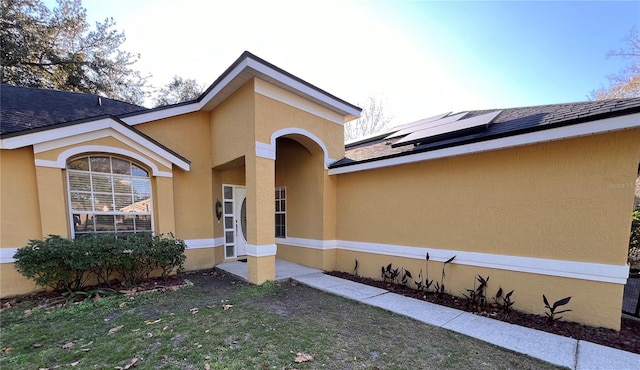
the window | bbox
[275,186,286,238]
[67,155,153,238]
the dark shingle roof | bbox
[0,84,148,136]
[332,98,640,168]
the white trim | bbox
[336,240,629,284]
[255,141,276,160]
[329,112,640,175]
[184,238,221,249]
[268,237,629,284]
[247,58,361,119]
[1,117,190,171]
[254,79,344,125]
[35,146,173,178]
[245,244,278,257]
[257,127,334,168]
[121,103,200,126]
[0,248,18,263]
[275,237,337,250]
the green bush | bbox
[152,233,187,281]
[13,235,91,292]
[13,232,188,291]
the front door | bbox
[222,185,247,259]
[235,187,247,257]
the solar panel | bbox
[384,112,451,135]
[391,110,502,148]
[384,112,469,140]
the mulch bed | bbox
[0,275,190,311]
[327,271,640,355]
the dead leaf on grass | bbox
[190,307,199,314]
[222,304,233,311]
[70,360,80,367]
[62,342,74,350]
[294,353,314,363]
[118,302,127,308]
[204,363,211,370]
[31,343,43,348]
[24,309,32,316]
[108,325,124,335]
[117,357,139,369]
[2,347,14,353]
[145,319,161,325]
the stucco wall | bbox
[334,129,640,329]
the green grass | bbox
[0,271,564,369]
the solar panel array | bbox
[384,110,502,148]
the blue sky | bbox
[45,0,639,126]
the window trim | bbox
[66,155,154,238]
[275,186,286,238]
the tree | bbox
[344,96,393,141]
[153,75,204,107]
[591,27,640,100]
[1,0,148,104]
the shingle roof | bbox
[0,84,147,136]
[332,98,640,168]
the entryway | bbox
[222,185,247,259]
[217,259,322,281]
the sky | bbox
[45,0,640,126]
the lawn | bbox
[0,270,563,369]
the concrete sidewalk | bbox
[218,260,640,369]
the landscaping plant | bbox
[543,295,572,324]
[494,287,515,312]
[434,255,456,295]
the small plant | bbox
[400,268,412,286]
[353,259,359,276]
[543,295,572,324]
[493,286,515,312]
[434,255,455,295]
[381,263,400,283]
[463,274,489,311]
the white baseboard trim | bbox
[0,248,17,263]
[184,238,224,249]
[276,237,629,284]
[246,244,278,257]
[276,237,336,250]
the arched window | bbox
[67,155,153,238]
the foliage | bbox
[380,263,412,285]
[344,96,393,141]
[153,75,204,107]
[463,275,490,311]
[415,253,434,292]
[494,286,515,312]
[1,0,148,104]
[543,295,572,324]
[629,208,640,270]
[591,27,640,99]
[13,235,91,291]
[13,232,187,291]
[152,233,187,280]
[434,255,456,295]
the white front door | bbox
[234,187,247,257]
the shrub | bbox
[13,235,91,292]
[152,233,187,281]
[14,232,188,291]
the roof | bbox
[119,51,362,126]
[331,98,640,170]
[0,84,147,136]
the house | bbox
[1,51,638,330]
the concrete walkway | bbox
[217,260,640,369]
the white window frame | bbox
[66,155,154,238]
[222,184,236,258]
[275,186,286,238]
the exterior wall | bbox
[334,130,640,330]
[254,78,345,161]
[1,147,43,248]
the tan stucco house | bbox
[1,52,639,330]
